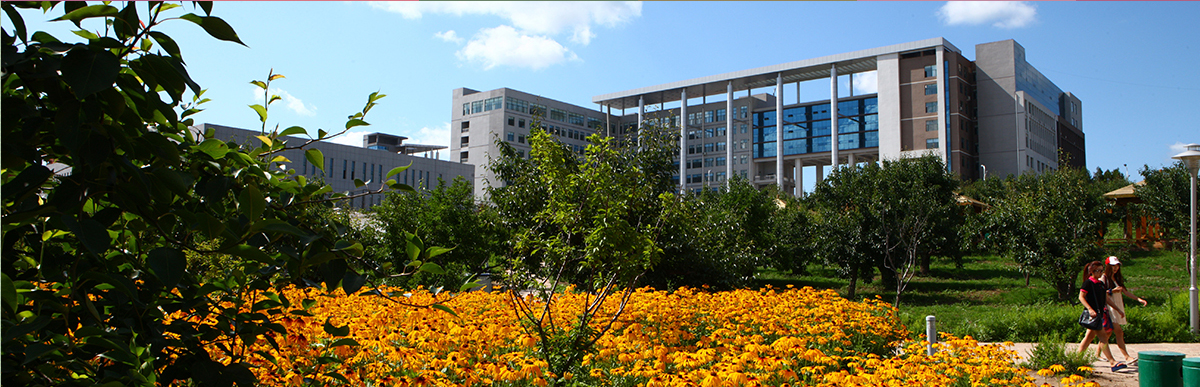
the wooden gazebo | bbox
[1102,181,1163,248]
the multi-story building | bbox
[452,87,614,199]
[201,123,474,209]
[453,37,1083,198]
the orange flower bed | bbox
[193,285,1037,386]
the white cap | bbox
[1107,256,1121,265]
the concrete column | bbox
[776,73,784,190]
[680,89,687,194]
[797,162,804,197]
[816,163,824,184]
[936,46,949,170]
[726,82,734,184]
[604,104,611,137]
[848,153,856,167]
[638,96,645,149]
[831,64,839,171]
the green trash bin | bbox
[1183,357,1200,387]
[1139,351,1184,387]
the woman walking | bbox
[1077,260,1127,372]
[1098,256,1148,363]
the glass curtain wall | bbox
[752,96,879,158]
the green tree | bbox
[808,163,882,299]
[807,155,960,304]
[2,3,447,385]
[982,166,1109,301]
[648,176,776,289]
[491,125,670,385]
[1136,162,1195,245]
[373,176,508,289]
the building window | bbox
[716,157,726,166]
[461,121,470,131]
[926,119,938,132]
[716,127,726,137]
[483,97,502,111]
[704,143,714,153]
[924,65,936,78]
[740,124,748,134]
[471,100,483,114]
[507,116,515,126]
[925,102,938,113]
[926,138,939,149]
[518,118,526,128]
[506,132,514,142]
[716,142,726,151]
[518,134,525,144]
[740,106,748,119]
[716,109,726,122]
[924,84,937,95]
[462,103,470,116]
[705,128,714,138]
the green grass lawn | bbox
[754,249,1198,343]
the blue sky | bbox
[7,1,1199,181]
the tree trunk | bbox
[847,274,858,299]
[919,252,931,275]
[877,263,897,290]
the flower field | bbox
[194,285,1068,386]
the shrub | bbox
[1021,332,1095,377]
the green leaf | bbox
[60,47,120,98]
[459,280,482,292]
[329,338,360,348]
[250,80,266,90]
[196,138,229,159]
[322,317,350,337]
[250,104,267,123]
[179,13,246,46]
[256,220,306,237]
[147,32,181,58]
[417,262,446,275]
[426,246,454,259]
[23,343,61,365]
[305,148,324,172]
[222,244,274,264]
[113,2,138,41]
[52,4,119,27]
[238,185,264,220]
[431,304,459,318]
[255,135,273,147]
[31,31,62,44]
[353,178,366,188]
[279,126,307,137]
[386,163,411,179]
[1,274,16,315]
[147,247,186,289]
[342,271,366,295]
[3,3,27,44]
[345,119,368,130]
[1,164,52,203]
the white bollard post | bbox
[926,315,937,356]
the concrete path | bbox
[999,342,1200,387]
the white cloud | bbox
[250,87,317,117]
[938,1,1037,29]
[458,26,578,70]
[369,1,640,69]
[852,71,878,95]
[397,123,451,160]
[435,30,463,44]
[325,130,372,147]
[370,1,641,45]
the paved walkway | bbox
[999,342,1200,387]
